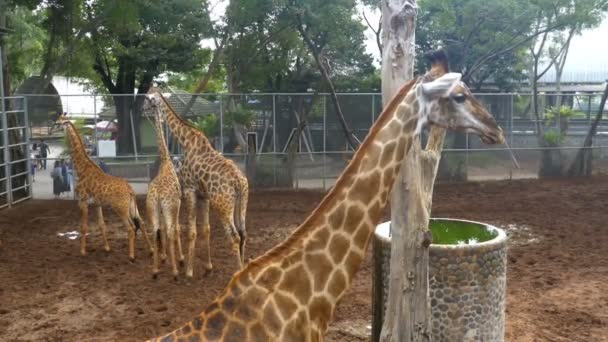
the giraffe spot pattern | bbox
[327,269,347,298]
[223,321,247,342]
[203,312,225,340]
[309,296,332,330]
[343,205,365,233]
[279,265,312,304]
[274,291,299,320]
[328,204,346,231]
[283,310,309,341]
[328,234,349,264]
[305,253,334,292]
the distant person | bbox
[98,160,109,174]
[50,160,63,199]
[61,159,71,193]
[38,139,51,170]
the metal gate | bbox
[1,96,32,209]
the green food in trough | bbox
[430,219,498,245]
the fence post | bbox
[323,95,327,190]
[510,93,514,146]
[23,97,33,199]
[129,95,139,161]
[272,94,277,153]
[93,94,98,150]
[0,46,11,207]
[219,95,224,153]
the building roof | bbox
[99,86,219,119]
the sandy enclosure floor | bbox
[0,177,607,341]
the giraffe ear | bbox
[420,72,462,99]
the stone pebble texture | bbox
[371,221,507,342]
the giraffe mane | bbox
[242,77,420,275]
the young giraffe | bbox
[143,96,185,279]
[147,88,249,278]
[147,53,505,341]
[57,117,153,261]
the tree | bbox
[377,1,446,341]
[84,0,213,154]
[526,0,608,177]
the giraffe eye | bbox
[452,93,466,104]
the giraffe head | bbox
[55,114,71,127]
[143,92,165,124]
[416,51,505,145]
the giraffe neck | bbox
[64,122,104,177]
[152,107,171,163]
[247,78,421,331]
[157,93,214,154]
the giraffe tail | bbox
[234,178,249,262]
[129,197,143,232]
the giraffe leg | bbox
[200,197,213,272]
[184,190,198,278]
[137,214,154,255]
[217,201,243,270]
[78,200,89,256]
[120,211,137,262]
[175,202,185,267]
[159,219,168,262]
[147,198,161,278]
[95,205,110,252]
[163,202,180,280]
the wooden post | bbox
[378,0,447,340]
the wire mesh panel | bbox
[13,91,608,197]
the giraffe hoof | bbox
[179,260,185,267]
[173,275,179,282]
[104,247,111,253]
[152,273,158,280]
[130,257,136,263]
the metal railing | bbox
[1,95,32,208]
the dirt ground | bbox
[0,177,607,342]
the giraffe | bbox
[57,116,153,261]
[147,88,249,278]
[143,95,185,279]
[147,52,505,341]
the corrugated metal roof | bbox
[538,68,608,84]
[99,86,220,119]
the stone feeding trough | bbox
[372,218,507,342]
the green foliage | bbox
[542,129,564,145]
[187,108,255,139]
[61,118,91,150]
[5,7,47,91]
[227,108,255,127]
[542,106,584,145]
[220,0,375,93]
[188,115,219,137]
[543,106,579,126]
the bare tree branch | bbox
[295,14,359,150]
[362,9,383,57]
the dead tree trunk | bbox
[295,16,359,150]
[567,82,608,176]
[379,1,445,341]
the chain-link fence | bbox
[9,91,608,199]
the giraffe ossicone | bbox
[147,50,505,341]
